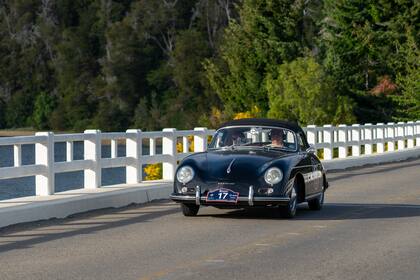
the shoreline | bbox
[0,129,36,137]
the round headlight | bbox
[176,166,195,184]
[264,167,283,185]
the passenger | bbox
[270,130,284,148]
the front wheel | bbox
[308,190,324,211]
[181,203,199,216]
[280,182,298,218]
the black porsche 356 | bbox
[170,118,328,218]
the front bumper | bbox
[170,186,290,207]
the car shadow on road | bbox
[199,202,420,221]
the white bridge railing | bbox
[0,121,419,197]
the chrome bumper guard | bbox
[170,185,290,206]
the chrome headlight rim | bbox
[264,167,283,185]
[176,165,195,184]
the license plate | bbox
[206,188,239,203]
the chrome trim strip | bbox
[170,195,195,200]
[195,185,201,205]
[305,191,323,201]
[253,197,290,202]
[170,194,290,203]
[226,159,235,174]
[248,186,254,206]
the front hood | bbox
[204,148,289,182]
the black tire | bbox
[181,203,199,216]
[308,190,324,211]
[280,181,298,218]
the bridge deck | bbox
[0,158,419,280]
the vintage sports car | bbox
[170,118,328,218]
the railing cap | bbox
[84,129,101,134]
[126,129,142,133]
[35,131,54,136]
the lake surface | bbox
[0,143,161,200]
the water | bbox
[0,143,161,201]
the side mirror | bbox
[306,145,316,154]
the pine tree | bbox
[321,0,419,123]
[205,0,308,115]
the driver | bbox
[270,130,284,148]
[232,131,244,145]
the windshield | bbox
[209,126,297,151]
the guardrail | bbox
[0,128,214,196]
[0,121,419,197]
[303,121,420,160]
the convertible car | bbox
[170,118,328,218]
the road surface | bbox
[1,158,420,280]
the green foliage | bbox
[33,92,56,129]
[393,30,420,121]
[321,0,419,123]
[266,57,355,125]
[205,0,308,114]
[0,0,417,132]
[0,98,5,129]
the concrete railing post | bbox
[35,132,55,196]
[126,129,142,184]
[416,121,420,147]
[364,123,373,155]
[351,124,361,156]
[162,128,177,180]
[84,130,101,189]
[14,144,22,167]
[397,122,405,150]
[149,138,156,155]
[387,122,395,152]
[66,141,73,162]
[338,125,347,158]
[306,125,317,150]
[182,136,189,153]
[194,127,208,152]
[323,125,333,160]
[376,123,385,153]
[407,121,414,148]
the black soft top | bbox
[218,118,304,134]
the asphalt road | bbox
[1,158,420,280]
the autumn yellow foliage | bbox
[144,136,195,180]
[144,163,162,180]
[233,106,261,120]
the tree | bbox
[0,97,5,128]
[321,0,419,123]
[205,0,308,115]
[266,57,355,125]
[0,0,56,128]
[392,30,420,121]
[33,91,56,129]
